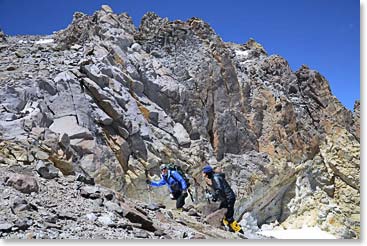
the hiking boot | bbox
[222,218,229,226]
[222,218,230,231]
[229,220,242,233]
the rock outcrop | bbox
[0,5,360,239]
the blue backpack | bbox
[166,163,190,188]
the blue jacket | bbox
[150,170,188,192]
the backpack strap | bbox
[168,170,178,182]
[162,170,176,183]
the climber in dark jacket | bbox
[202,165,240,231]
[146,164,188,210]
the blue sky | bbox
[0,0,360,110]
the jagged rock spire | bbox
[0,6,360,239]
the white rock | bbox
[173,123,191,147]
[131,43,141,52]
[35,39,54,44]
[49,116,93,139]
[85,213,97,221]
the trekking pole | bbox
[205,188,211,204]
[147,185,152,204]
[188,188,195,203]
[144,169,152,204]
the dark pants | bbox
[171,190,188,209]
[219,198,235,223]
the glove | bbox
[205,190,213,200]
[182,189,188,194]
[145,179,151,185]
[169,193,175,200]
[212,191,219,202]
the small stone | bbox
[135,231,149,238]
[175,218,187,226]
[11,197,30,213]
[44,215,58,224]
[131,43,141,52]
[0,222,14,232]
[154,229,165,236]
[36,160,59,179]
[44,222,62,229]
[98,214,114,226]
[104,192,114,201]
[188,208,199,217]
[38,78,57,95]
[104,201,123,215]
[166,211,173,219]
[320,198,329,204]
[35,151,49,160]
[85,213,97,221]
[148,111,159,126]
[57,212,77,221]
[15,51,25,58]
[76,173,95,185]
[157,203,166,209]
[80,186,101,199]
[146,203,160,211]
[117,126,129,139]
[70,44,82,51]
[14,220,32,231]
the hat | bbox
[202,165,213,173]
[160,164,168,170]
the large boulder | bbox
[119,202,156,232]
[5,173,39,194]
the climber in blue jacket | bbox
[146,164,188,210]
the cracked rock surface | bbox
[0,5,360,239]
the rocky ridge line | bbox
[0,5,360,239]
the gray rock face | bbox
[0,5,360,239]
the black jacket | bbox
[209,173,236,202]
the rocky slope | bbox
[0,5,360,239]
[0,164,253,239]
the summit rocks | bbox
[0,5,360,239]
